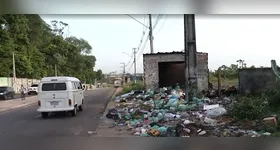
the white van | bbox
[37,76,84,118]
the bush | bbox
[264,83,280,108]
[117,81,145,96]
[230,95,270,120]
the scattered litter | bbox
[263,117,278,127]
[103,85,272,137]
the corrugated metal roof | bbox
[143,51,208,56]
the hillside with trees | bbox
[0,14,103,83]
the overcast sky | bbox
[40,15,280,74]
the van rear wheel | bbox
[41,112,48,119]
[71,106,77,116]
[78,103,83,111]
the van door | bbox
[71,82,79,105]
[40,82,69,109]
[78,82,84,102]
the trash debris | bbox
[263,117,277,127]
[104,85,272,137]
[87,131,95,135]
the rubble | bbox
[105,86,272,137]
[263,116,278,127]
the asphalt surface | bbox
[0,94,32,100]
[0,88,115,149]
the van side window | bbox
[74,82,78,89]
[72,82,77,89]
[79,82,83,89]
[77,82,82,89]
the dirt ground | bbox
[95,87,135,137]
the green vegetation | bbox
[209,63,255,86]
[117,81,145,96]
[230,95,270,120]
[229,83,280,135]
[0,14,104,83]
[209,64,239,86]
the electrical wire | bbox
[154,15,167,36]
[126,15,148,73]
[127,14,164,73]
[136,15,163,61]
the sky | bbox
[40,15,280,74]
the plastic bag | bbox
[205,107,227,118]
[177,104,188,111]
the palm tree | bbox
[236,59,245,68]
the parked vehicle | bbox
[28,84,38,95]
[37,76,85,118]
[0,86,15,100]
[114,78,122,88]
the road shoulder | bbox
[0,96,37,113]
[94,87,134,137]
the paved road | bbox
[0,88,115,149]
[0,94,32,101]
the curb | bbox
[100,87,118,117]
[95,87,122,134]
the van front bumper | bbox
[37,107,75,112]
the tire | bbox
[3,95,7,100]
[71,106,77,116]
[78,104,83,111]
[41,112,48,119]
[11,94,14,99]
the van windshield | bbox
[42,83,66,91]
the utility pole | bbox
[133,48,137,83]
[12,52,16,88]
[120,62,125,84]
[54,64,57,76]
[184,14,198,101]
[148,14,154,53]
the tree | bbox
[250,65,256,68]
[96,69,104,81]
[236,59,245,68]
[0,14,103,83]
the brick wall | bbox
[143,52,209,92]
[238,68,278,94]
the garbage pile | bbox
[106,86,271,137]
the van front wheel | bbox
[71,106,77,116]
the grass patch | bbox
[209,76,238,86]
[116,81,145,96]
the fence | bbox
[0,77,40,94]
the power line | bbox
[152,15,163,30]
[127,15,164,72]
[125,51,134,67]
[127,15,148,72]
[136,35,149,60]
[125,14,149,29]
[136,15,149,53]
[136,15,163,61]
[154,15,167,36]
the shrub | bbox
[264,83,280,108]
[117,81,145,96]
[230,95,270,120]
